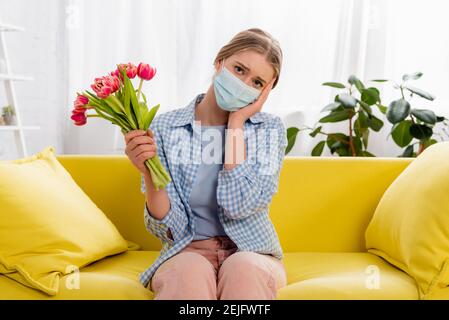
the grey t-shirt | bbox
[189,124,228,240]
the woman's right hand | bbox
[124,129,157,175]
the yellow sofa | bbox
[1,154,445,299]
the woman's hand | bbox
[228,77,276,124]
[124,128,157,175]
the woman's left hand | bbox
[228,78,276,124]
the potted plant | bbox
[286,73,448,157]
[2,105,15,125]
[286,75,385,157]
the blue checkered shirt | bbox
[139,93,288,288]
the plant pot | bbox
[3,114,14,125]
[0,115,5,126]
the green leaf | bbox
[115,89,122,101]
[309,126,322,138]
[321,102,342,112]
[143,104,160,131]
[354,117,361,136]
[436,116,446,122]
[319,109,352,123]
[360,87,380,106]
[139,102,148,121]
[84,90,102,104]
[423,138,437,148]
[400,145,414,157]
[370,79,389,82]
[357,110,369,128]
[410,124,433,140]
[104,95,126,116]
[332,141,350,156]
[402,72,423,81]
[353,136,363,156]
[376,104,387,114]
[363,150,376,157]
[322,82,346,89]
[391,120,413,147]
[359,100,372,114]
[311,140,325,156]
[121,70,137,129]
[362,129,369,148]
[127,78,143,129]
[110,113,133,131]
[93,107,115,122]
[84,94,116,118]
[336,93,358,108]
[405,86,435,101]
[326,133,348,153]
[367,114,383,132]
[141,91,148,105]
[286,127,300,154]
[386,99,411,123]
[348,75,365,92]
[354,111,369,137]
[114,112,133,130]
[120,69,142,129]
[410,109,436,124]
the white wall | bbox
[0,0,67,159]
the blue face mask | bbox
[213,59,261,112]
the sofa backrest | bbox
[272,156,412,253]
[56,155,412,252]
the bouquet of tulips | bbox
[70,62,171,191]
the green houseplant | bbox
[286,75,386,157]
[1,105,15,125]
[286,72,448,157]
[382,72,448,157]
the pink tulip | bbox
[91,75,119,99]
[103,75,120,92]
[75,93,89,105]
[116,63,137,79]
[73,109,83,114]
[137,63,156,81]
[110,69,120,79]
[71,108,85,114]
[74,93,89,110]
[71,110,87,126]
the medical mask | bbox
[213,59,261,112]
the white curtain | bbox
[302,0,449,157]
[64,0,179,154]
[64,0,345,155]
[1,0,448,158]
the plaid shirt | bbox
[139,93,288,288]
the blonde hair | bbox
[213,28,283,89]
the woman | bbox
[125,28,288,300]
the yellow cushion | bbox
[0,251,157,300]
[365,141,449,299]
[0,146,130,296]
[278,252,418,300]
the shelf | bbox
[0,73,33,81]
[0,125,40,131]
[0,23,25,32]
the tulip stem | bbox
[145,156,171,191]
[137,79,144,102]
